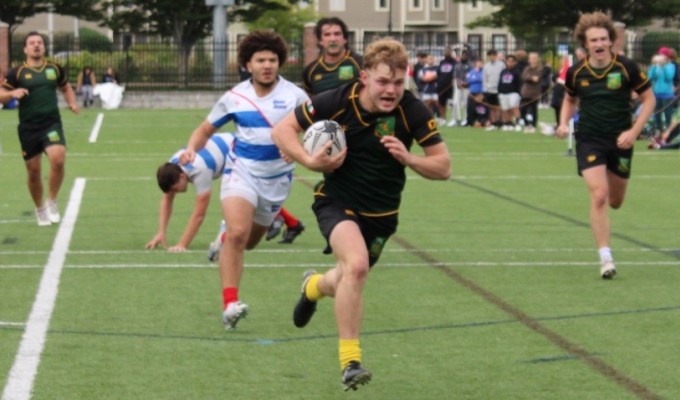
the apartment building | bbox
[314,0,516,59]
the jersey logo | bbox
[47,130,60,142]
[579,80,590,87]
[313,73,323,82]
[587,154,597,163]
[46,68,57,80]
[374,116,395,137]
[305,100,315,115]
[368,236,387,261]
[607,73,621,90]
[338,66,355,80]
[25,73,33,80]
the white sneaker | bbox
[207,220,227,262]
[600,260,617,280]
[223,301,249,330]
[35,205,51,226]
[46,199,60,223]
[484,125,498,131]
[436,118,447,126]
[446,120,457,127]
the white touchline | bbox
[88,113,104,143]
[2,178,86,400]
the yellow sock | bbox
[304,274,324,301]
[339,339,361,369]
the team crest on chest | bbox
[338,66,355,80]
[45,68,57,80]
[374,116,395,137]
[607,72,621,89]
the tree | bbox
[239,0,316,41]
[1,0,101,35]
[452,0,680,41]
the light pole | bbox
[206,0,233,88]
[387,0,393,35]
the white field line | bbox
[1,247,678,257]
[87,113,104,143]
[2,260,680,270]
[2,178,86,400]
[0,322,26,327]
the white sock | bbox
[598,247,613,263]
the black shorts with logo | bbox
[312,195,398,267]
[18,119,66,160]
[575,132,633,179]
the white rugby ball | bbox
[302,120,346,156]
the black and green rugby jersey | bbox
[2,60,68,126]
[302,50,363,95]
[294,81,443,216]
[564,54,650,137]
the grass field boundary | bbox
[2,178,86,400]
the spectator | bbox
[648,46,676,136]
[451,50,472,127]
[418,54,441,123]
[102,66,119,84]
[412,51,428,98]
[77,66,96,108]
[520,52,543,133]
[483,49,504,130]
[497,54,523,131]
[466,60,489,127]
[436,48,456,125]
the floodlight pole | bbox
[387,0,393,35]
[207,0,233,88]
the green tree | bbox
[453,0,680,41]
[0,0,101,34]
[240,0,316,41]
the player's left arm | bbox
[59,81,79,114]
[381,136,451,180]
[169,191,211,252]
[617,87,655,149]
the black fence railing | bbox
[8,34,678,90]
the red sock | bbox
[279,207,299,228]
[222,287,238,309]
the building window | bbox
[433,0,444,11]
[409,0,423,11]
[468,0,482,11]
[467,34,482,59]
[330,0,346,12]
[376,0,389,11]
[492,34,507,53]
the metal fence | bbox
[8,34,679,90]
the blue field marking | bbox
[2,304,676,346]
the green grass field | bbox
[1,107,679,400]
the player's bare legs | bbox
[45,145,66,202]
[582,165,624,278]
[219,195,268,329]
[25,155,44,208]
[316,221,369,339]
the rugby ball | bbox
[302,120,346,156]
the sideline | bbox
[2,178,86,400]
[88,113,104,143]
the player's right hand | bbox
[307,142,346,173]
[178,149,196,165]
[145,234,167,250]
[555,125,570,139]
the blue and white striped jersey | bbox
[206,77,309,178]
[170,133,235,194]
